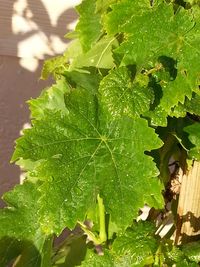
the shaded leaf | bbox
[0,182,51,266]
[182,241,200,263]
[184,123,200,159]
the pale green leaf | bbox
[64,39,83,62]
[69,36,118,70]
[29,79,69,120]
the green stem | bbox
[97,194,107,243]
[41,235,54,267]
[78,194,107,245]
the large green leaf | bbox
[0,181,51,267]
[106,1,199,75]
[12,87,163,234]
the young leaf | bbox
[41,55,68,80]
[69,36,118,70]
[29,79,69,120]
[99,67,154,119]
[74,0,102,52]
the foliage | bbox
[0,0,200,266]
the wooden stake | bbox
[175,161,200,244]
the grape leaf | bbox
[107,1,199,76]
[12,87,163,234]
[64,39,83,63]
[184,123,200,159]
[112,222,158,267]
[99,67,154,119]
[104,0,161,36]
[105,1,200,125]
[75,0,102,52]
[0,181,51,267]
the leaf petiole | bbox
[78,221,102,245]
[97,194,107,243]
